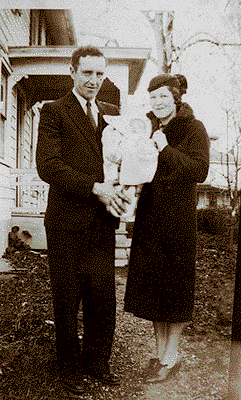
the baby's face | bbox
[130,119,146,135]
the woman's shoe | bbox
[144,358,182,384]
[141,358,168,382]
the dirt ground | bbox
[112,271,230,400]
[0,236,235,399]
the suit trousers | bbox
[45,213,116,374]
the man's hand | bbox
[92,182,131,218]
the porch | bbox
[8,168,131,266]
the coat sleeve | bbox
[157,119,210,184]
[36,103,97,198]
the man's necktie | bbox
[158,119,165,130]
[86,100,97,131]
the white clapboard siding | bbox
[0,186,14,198]
[21,108,32,168]
[9,87,17,165]
[0,172,11,187]
[0,198,13,220]
[0,163,13,220]
[0,163,11,183]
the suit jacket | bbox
[36,91,120,231]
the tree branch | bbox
[172,32,241,64]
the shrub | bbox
[233,225,239,245]
[197,208,230,235]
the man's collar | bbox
[72,88,98,112]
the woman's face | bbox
[149,86,176,120]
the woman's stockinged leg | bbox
[153,321,168,361]
[161,322,187,368]
[142,321,186,383]
[141,321,168,381]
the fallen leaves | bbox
[0,233,235,399]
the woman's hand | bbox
[152,130,168,151]
[136,138,158,160]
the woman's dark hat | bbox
[148,74,180,93]
[174,74,188,90]
[174,74,188,95]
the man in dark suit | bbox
[36,46,130,395]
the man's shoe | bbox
[60,372,85,395]
[85,368,120,386]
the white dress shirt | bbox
[72,88,99,125]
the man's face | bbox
[149,86,176,119]
[70,55,106,100]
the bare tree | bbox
[141,10,175,73]
[217,106,241,249]
[169,1,241,248]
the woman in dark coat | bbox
[124,74,210,382]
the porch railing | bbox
[10,168,49,215]
[9,168,131,265]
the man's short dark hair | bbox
[71,46,105,72]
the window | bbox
[30,10,40,46]
[30,10,47,46]
[16,93,25,168]
[30,109,35,167]
[0,66,8,159]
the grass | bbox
[0,232,237,399]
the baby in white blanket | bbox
[102,110,159,220]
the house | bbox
[0,9,151,255]
[196,184,238,210]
